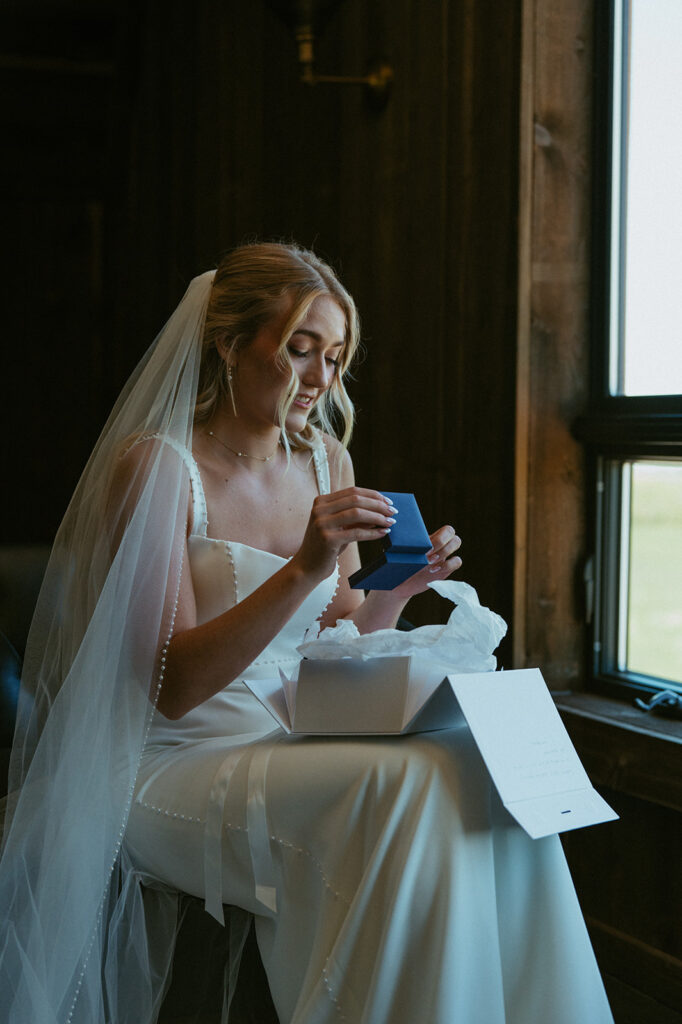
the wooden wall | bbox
[0,5,115,539]
[1,0,521,657]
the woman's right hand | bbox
[292,487,396,581]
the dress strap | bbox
[126,433,208,536]
[161,435,209,536]
[311,438,331,495]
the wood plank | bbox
[588,918,682,1020]
[557,692,682,743]
[604,983,682,1024]
[515,0,594,685]
[558,698,682,812]
[562,788,682,960]
[514,0,535,667]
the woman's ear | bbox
[217,332,246,362]
[215,334,231,361]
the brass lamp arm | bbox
[295,25,393,104]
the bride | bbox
[0,242,614,1023]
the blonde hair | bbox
[195,242,359,453]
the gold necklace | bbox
[207,430,280,462]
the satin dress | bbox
[125,441,614,1024]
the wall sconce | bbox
[265,0,393,107]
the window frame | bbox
[576,0,682,701]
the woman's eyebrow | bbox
[292,328,344,347]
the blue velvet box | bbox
[349,492,431,590]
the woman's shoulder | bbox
[112,433,196,500]
[109,432,199,539]
[117,432,194,470]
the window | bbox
[583,0,682,697]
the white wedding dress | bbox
[125,440,614,1024]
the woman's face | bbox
[229,294,346,433]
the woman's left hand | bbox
[391,525,462,599]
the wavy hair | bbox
[195,242,359,454]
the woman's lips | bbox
[293,394,315,409]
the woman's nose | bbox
[302,356,333,389]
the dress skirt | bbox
[125,686,614,1024]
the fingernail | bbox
[427,554,439,563]
[387,505,399,514]
[386,517,396,525]
[429,566,441,573]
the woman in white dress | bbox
[0,242,614,1024]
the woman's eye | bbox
[288,346,339,369]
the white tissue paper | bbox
[298,580,507,672]
[244,582,508,735]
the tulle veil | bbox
[0,270,238,1023]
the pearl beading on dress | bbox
[139,801,204,824]
[65,540,186,1023]
[322,965,347,1022]
[223,542,239,604]
[135,799,352,906]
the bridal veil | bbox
[0,271,216,1023]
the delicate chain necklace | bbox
[207,430,280,462]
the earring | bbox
[226,361,238,416]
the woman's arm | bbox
[164,555,328,717]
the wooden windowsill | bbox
[554,691,682,814]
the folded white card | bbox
[446,668,618,838]
[244,661,618,839]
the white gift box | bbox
[244,660,618,840]
[246,655,450,736]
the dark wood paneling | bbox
[3,0,521,642]
[559,699,682,1016]
[562,787,682,960]
[331,0,521,643]
[0,7,114,541]
[589,918,682,1024]
[602,980,682,1024]
[1,198,105,541]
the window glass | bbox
[616,0,682,396]
[621,461,682,683]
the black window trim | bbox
[576,0,682,702]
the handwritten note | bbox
[447,669,618,838]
